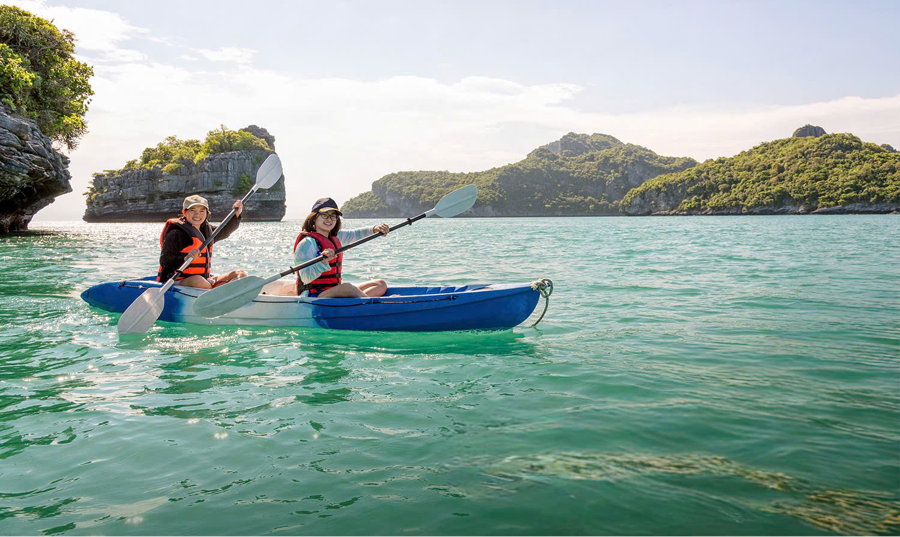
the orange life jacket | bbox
[157,217,213,281]
[293,231,342,296]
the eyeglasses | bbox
[318,213,338,221]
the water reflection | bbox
[466,451,900,536]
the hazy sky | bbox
[15,0,900,221]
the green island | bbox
[623,133,900,215]
[104,126,270,175]
[343,130,900,217]
[84,126,271,205]
[342,133,698,217]
[82,124,283,222]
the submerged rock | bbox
[0,105,72,233]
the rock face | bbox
[0,105,72,233]
[240,125,275,151]
[83,150,285,222]
[792,124,826,138]
[531,132,621,157]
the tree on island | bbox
[99,126,273,176]
[0,5,94,150]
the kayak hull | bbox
[80,278,543,332]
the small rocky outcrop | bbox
[792,124,826,138]
[0,105,72,233]
[84,149,285,222]
[881,144,897,153]
[240,125,276,151]
[530,132,622,157]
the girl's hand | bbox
[321,248,335,261]
[186,248,201,261]
[233,200,243,216]
[375,223,389,236]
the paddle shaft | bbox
[277,212,427,279]
[171,186,257,280]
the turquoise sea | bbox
[1,216,898,535]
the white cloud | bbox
[9,0,148,52]
[179,55,200,61]
[98,49,148,63]
[191,47,256,64]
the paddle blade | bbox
[117,287,165,334]
[429,184,478,218]
[193,276,268,318]
[255,154,283,190]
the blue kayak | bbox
[81,277,551,332]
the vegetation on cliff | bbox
[0,6,94,150]
[623,133,900,213]
[342,133,697,216]
[85,126,272,203]
[99,126,271,176]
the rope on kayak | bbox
[529,278,553,327]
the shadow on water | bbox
[116,320,547,360]
[106,321,549,428]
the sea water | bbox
[0,216,897,535]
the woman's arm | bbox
[336,226,376,244]
[159,229,187,271]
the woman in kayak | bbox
[158,195,247,289]
[293,197,389,298]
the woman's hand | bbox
[374,223,389,236]
[321,248,335,261]
[233,199,243,217]
[185,248,200,261]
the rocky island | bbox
[83,126,285,222]
[343,128,899,217]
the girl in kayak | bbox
[158,195,247,289]
[293,197,389,298]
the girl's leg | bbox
[357,279,387,297]
[316,282,367,298]
[178,275,212,289]
[211,269,248,288]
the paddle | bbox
[193,184,479,318]
[117,154,284,334]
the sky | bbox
[13,0,900,221]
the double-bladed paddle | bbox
[193,184,479,318]
[117,153,284,334]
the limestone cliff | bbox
[83,149,286,222]
[0,105,72,233]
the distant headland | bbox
[342,127,899,217]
